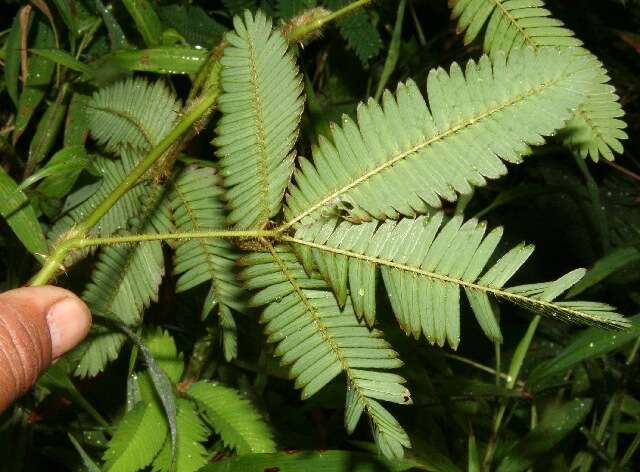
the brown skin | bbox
[0,286,91,412]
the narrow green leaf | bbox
[31,145,91,198]
[567,247,640,297]
[97,47,207,75]
[68,434,101,472]
[51,0,78,35]
[94,0,129,50]
[528,314,640,388]
[64,93,91,146]
[374,0,406,101]
[468,429,480,472]
[0,166,47,256]
[26,91,68,173]
[13,19,56,144]
[505,316,541,389]
[123,0,163,46]
[4,11,27,107]
[29,48,94,74]
[496,399,593,472]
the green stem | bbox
[442,352,522,387]
[286,0,374,43]
[78,229,279,247]
[29,0,374,287]
[619,432,640,467]
[30,87,220,286]
[574,156,610,254]
[482,315,540,471]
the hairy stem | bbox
[30,0,373,287]
[285,0,374,43]
[78,229,279,247]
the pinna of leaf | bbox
[21,2,630,464]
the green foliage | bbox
[170,167,246,360]
[286,48,597,225]
[189,381,277,454]
[214,11,304,229]
[76,185,167,377]
[102,401,168,472]
[293,213,626,348]
[1,1,638,471]
[0,166,47,256]
[449,0,628,162]
[152,399,209,472]
[327,0,382,64]
[87,78,181,153]
[240,245,411,457]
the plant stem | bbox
[29,0,375,287]
[286,0,374,43]
[78,229,279,247]
[30,87,219,286]
[482,315,540,471]
[574,156,610,254]
[442,352,524,387]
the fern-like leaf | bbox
[49,151,149,259]
[171,167,246,309]
[239,245,412,458]
[152,399,208,472]
[87,78,181,153]
[327,0,382,64]
[188,381,276,454]
[214,11,304,229]
[102,400,168,472]
[76,185,169,377]
[450,0,582,52]
[285,47,596,226]
[449,0,627,161]
[289,214,629,349]
[170,166,246,360]
[560,77,627,161]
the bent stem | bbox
[30,87,220,286]
[29,0,377,287]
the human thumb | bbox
[0,286,91,412]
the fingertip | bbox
[46,296,92,359]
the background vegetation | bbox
[0,0,639,471]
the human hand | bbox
[0,286,91,412]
